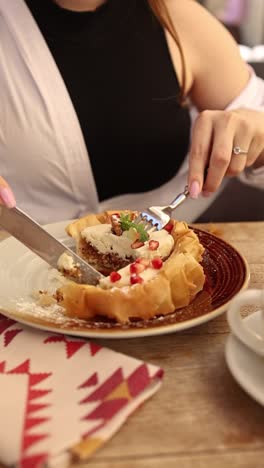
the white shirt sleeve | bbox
[226,66,264,189]
[190,65,264,190]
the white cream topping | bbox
[81,224,133,258]
[135,230,174,260]
[99,262,160,289]
[81,224,174,261]
[57,252,78,272]
[80,223,174,289]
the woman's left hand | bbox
[188,108,264,198]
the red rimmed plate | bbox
[0,222,250,339]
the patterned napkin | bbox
[0,313,163,467]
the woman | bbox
[0,0,263,224]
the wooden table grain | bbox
[0,222,264,468]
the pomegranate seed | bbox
[131,240,144,249]
[135,257,150,267]
[149,240,159,250]
[130,274,144,285]
[130,262,146,274]
[164,222,173,233]
[151,257,163,269]
[110,271,121,282]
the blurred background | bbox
[200,0,264,46]
[196,0,264,223]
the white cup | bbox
[227,289,264,357]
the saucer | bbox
[225,310,264,406]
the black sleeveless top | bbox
[25,0,191,201]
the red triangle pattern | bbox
[29,373,52,387]
[79,368,123,404]
[20,453,48,468]
[20,363,52,465]
[25,417,50,431]
[8,359,30,374]
[66,340,85,359]
[23,433,49,451]
[82,398,128,421]
[90,342,102,356]
[154,368,164,379]
[82,421,105,440]
[44,335,65,344]
[0,355,53,465]
[78,372,98,389]
[27,403,51,415]
[127,364,151,398]
[0,318,16,334]
[4,328,22,347]
[44,334,88,359]
[28,389,52,401]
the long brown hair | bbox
[147,0,186,103]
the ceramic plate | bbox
[0,221,250,339]
[225,311,264,406]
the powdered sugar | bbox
[15,300,65,322]
[13,299,87,327]
[8,268,87,327]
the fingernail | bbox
[0,187,16,208]
[189,180,200,199]
[202,191,213,198]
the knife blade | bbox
[0,206,103,285]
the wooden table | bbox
[1,222,264,468]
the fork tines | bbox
[134,212,163,231]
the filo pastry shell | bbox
[57,211,206,323]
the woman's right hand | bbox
[0,177,16,208]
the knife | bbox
[0,206,103,285]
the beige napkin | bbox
[0,313,163,467]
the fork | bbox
[134,185,190,232]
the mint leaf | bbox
[120,213,149,242]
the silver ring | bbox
[232,146,248,156]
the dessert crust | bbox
[59,211,205,323]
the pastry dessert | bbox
[56,210,205,323]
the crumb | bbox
[32,290,57,307]
[54,290,64,303]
